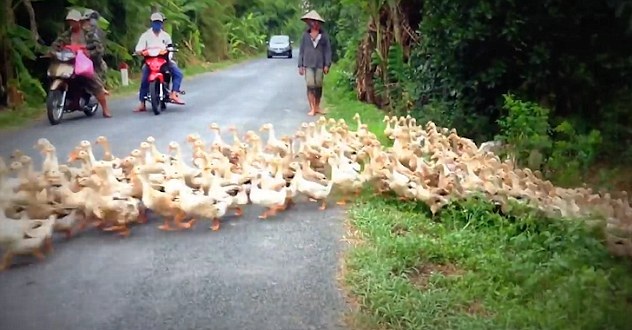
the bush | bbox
[495,94,602,186]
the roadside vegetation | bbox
[315,0,632,328]
[325,69,632,329]
[0,0,305,128]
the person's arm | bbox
[50,30,69,52]
[85,30,104,59]
[298,33,305,68]
[323,32,332,70]
[134,32,147,54]
[164,32,173,47]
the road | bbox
[0,52,348,330]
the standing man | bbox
[298,10,332,116]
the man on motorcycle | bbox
[51,9,112,118]
[133,12,185,112]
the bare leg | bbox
[319,200,327,210]
[134,102,147,112]
[307,89,316,116]
[96,92,112,118]
[314,87,323,114]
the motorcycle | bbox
[138,44,183,115]
[44,44,99,125]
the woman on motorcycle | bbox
[51,9,112,118]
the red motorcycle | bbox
[139,45,182,115]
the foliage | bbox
[312,0,632,171]
[225,12,267,58]
[344,194,632,330]
[372,43,415,115]
[324,67,391,146]
[496,94,553,169]
[496,94,603,187]
[0,0,305,109]
[322,77,632,328]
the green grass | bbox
[0,106,44,130]
[323,68,391,146]
[323,67,632,330]
[0,52,264,130]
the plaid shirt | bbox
[51,27,104,62]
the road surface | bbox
[0,52,348,330]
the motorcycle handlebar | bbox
[131,47,178,57]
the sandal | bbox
[170,92,185,105]
[133,105,146,112]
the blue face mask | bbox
[151,21,163,32]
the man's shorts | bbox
[305,67,324,88]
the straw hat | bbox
[65,9,82,21]
[301,10,325,23]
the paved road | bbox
[0,52,348,330]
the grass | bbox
[0,52,264,130]
[323,67,632,330]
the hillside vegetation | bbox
[310,0,632,328]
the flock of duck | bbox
[1,114,631,271]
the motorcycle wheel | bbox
[46,90,65,125]
[83,96,99,117]
[160,101,167,111]
[149,81,161,115]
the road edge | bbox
[0,52,265,131]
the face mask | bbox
[151,21,163,32]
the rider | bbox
[80,9,108,106]
[133,12,185,112]
[51,9,112,118]
[81,9,108,83]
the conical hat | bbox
[65,9,82,21]
[301,10,325,23]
